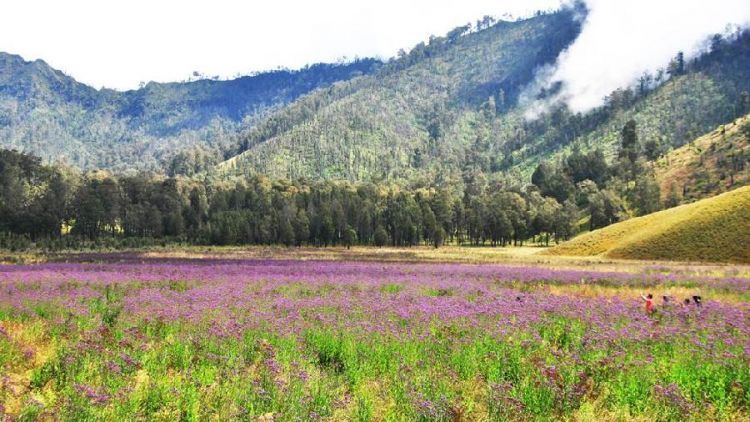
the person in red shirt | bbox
[641,293,655,314]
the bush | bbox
[373,226,389,247]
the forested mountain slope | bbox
[218,11,750,186]
[217,10,582,181]
[0,53,379,173]
[4,6,750,190]
[524,33,750,177]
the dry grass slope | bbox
[654,114,750,203]
[547,186,750,263]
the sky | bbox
[3,0,750,112]
[0,0,561,90]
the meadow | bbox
[0,250,749,420]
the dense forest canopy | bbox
[218,9,584,182]
[2,7,748,188]
[0,148,577,249]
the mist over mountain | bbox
[523,0,750,116]
[218,9,582,182]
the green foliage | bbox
[0,149,73,240]
[373,226,389,247]
[4,11,750,199]
[6,312,747,419]
[630,174,662,216]
[0,154,579,248]
[95,285,123,328]
[519,34,750,178]
[588,189,627,231]
[342,226,358,249]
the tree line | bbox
[0,151,578,249]
[0,118,681,250]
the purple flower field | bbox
[1,256,749,419]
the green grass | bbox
[2,257,749,419]
[547,186,750,263]
[5,314,747,420]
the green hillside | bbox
[0,53,379,172]
[546,186,750,263]
[5,6,750,187]
[218,13,750,185]
[517,37,750,178]
[217,10,582,181]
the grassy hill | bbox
[0,53,379,172]
[654,114,750,204]
[546,186,750,263]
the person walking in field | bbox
[641,293,655,314]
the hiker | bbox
[641,293,655,314]
[692,295,702,307]
[682,298,691,308]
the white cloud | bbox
[0,0,560,90]
[523,0,750,117]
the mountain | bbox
[654,114,750,204]
[522,32,750,177]
[217,9,750,186]
[545,185,750,263]
[4,6,750,189]
[0,53,380,173]
[217,10,582,182]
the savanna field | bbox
[1,248,749,421]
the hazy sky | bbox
[1,0,561,90]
